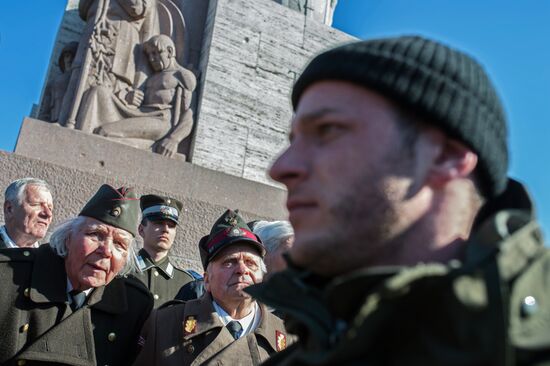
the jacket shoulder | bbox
[0,247,38,262]
[121,274,154,300]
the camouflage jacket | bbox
[248,180,549,365]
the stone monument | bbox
[5,0,355,270]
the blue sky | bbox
[0,1,548,236]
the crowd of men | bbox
[1,34,549,366]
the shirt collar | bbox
[0,225,39,248]
[212,300,260,337]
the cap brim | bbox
[143,213,179,224]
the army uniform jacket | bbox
[134,248,194,307]
[248,180,550,366]
[133,293,292,365]
[0,244,153,366]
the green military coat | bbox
[249,180,550,365]
[133,293,292,365]
[134,248,194,307]
[0,244,153,366]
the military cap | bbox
[199,209,265,269]
[79,185,140,236]
[140,194,183,224]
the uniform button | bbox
[17,360,26,365]
[154,294,159,300]
[23,251,30,257]
[23,288,30,297]
[108,332,116,342]
[521,296,538,316]
[187,344,194,353]
[20,324,29,333]
[153,270,159,277]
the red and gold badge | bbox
[276,330,286,351]
[183,316,197,335]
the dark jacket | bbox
[134,248,194,307]
[248,180,550,365]
[133,293,292,365]
[0,244,153,366]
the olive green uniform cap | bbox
[79,184,140,237]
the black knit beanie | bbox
[292,35,509,198]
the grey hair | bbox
[5,178,51,205]
[49,216,138,276]
[206,252,267,275]
[252,220,294,253]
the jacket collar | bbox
[137,248,175,278]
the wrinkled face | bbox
[146,46,172,72]
[264,236,294,277]
[204,244,264,304]
[5,185,53,242]
[139,219,177,253]
[269,81,421,275]
[65,217,132,290]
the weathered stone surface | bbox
[32,0,354,200]
[192,0,355,186]
[10,118,288,271]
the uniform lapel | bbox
[254,305,286,352]
[17,300,97,366]
[29,245,68,305]
[185,294,235,365]
[90,278,126,313]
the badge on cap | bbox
[184,316,197,335]
[276,330,286,351]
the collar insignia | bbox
[184,316,197,335]
[137,255,147,271]
[166,262,174,277]
[276,330,286,351]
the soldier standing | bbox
[135,194,196,307]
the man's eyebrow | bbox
[298,108,341,124]
[289,107,341,141]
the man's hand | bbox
[152,137,179,157]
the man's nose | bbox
[234,260,250,274]
[40,204,53,219]
[269,141,307,188]
[97,239,113,257]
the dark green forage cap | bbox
[79,184,140,237]
[199,209,265,269]
[140,194,183,224]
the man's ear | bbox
[167,46,175,58]
[4,201,13,217]
[138,223,145,238]
[203,271,210,292]
[427,138,478,189]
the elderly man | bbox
[0,184,153,366]
[134,209,291,365]
[1,178,54,248]
[134,194,194,307]
[251,220,294,278]
[248,36,550,365]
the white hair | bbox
[5,178,51,205]
[49,216,138,276]
[252,220,294,253]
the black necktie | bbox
[226,320,243,340]
[69,290,86,311]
